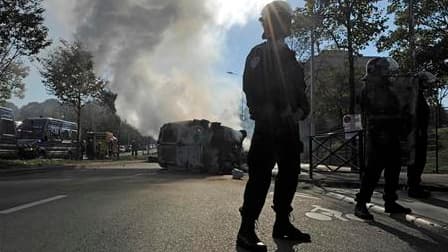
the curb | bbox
[324,191,448,231]
[0,165,76,176]
[298,177,448,192]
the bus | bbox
[17,117,79,159]
[0,106,18,158]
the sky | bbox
[9,0,390,135]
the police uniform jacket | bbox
[243,41,309,125]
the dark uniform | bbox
[237,2,310,250]
[407,85,430,197]
[355,57,411,220]
[357,81,403,204]
[240,40,309,220]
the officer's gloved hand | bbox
[280,106,304,123]
[292,109,304,123]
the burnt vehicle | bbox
[17,117,79,159]
[0,106,18,158]
[157,119,246,174]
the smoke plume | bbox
[45,0,273,137]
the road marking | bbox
[296,193,320,200]
[268,192,320,200]
[0,195,67,214]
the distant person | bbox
[407,72,437,198]
[237,1,311,251]
[131,139,138,156]
[80,140,86,160]
[355,57,412,220]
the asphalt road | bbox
[1,165,447,252]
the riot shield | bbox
[389,75,419,166]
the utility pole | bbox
[409,0,416,72]
[310,3,315,138]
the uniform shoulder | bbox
[248,42,267,56]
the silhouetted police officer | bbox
[355,57,412,220]
[237,1,310,251]
[407,71,437,198]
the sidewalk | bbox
[294,164,448,192]
[0,159,150,175]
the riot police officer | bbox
[355,57,412,220]
[407,71,436,198]
[237,1,310,251]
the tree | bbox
[0,61,28,102]
[378,0,448,125]
[99,89,118,113]
[378,0,448,74]
[291,0,387,113]
[40,40,106,141]
[0,0,51,103]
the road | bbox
[1,163,447,252]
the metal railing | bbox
[309,130,364,179]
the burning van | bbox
[157,119,246,174]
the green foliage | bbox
[291,0,387,56]
[378,0,448,75]
[0,0,50,102]
[0,61,28,102]
[291,0,386,126]
[40,40,106,110]
[378,0,448,111]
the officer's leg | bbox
[271,128,310,241]
[241,132,276,219]
[355,136,384,220]
[384,139,411,213]
[357,137,384,204]
[272,135,300,215]
[407,131,430,198]
[237,128,274,251]
[383,140,401,203]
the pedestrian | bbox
[407,72,436,198]
[355,57,412,220]
[131,139,138,156]
[237,1,311,251]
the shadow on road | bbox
[368,216,448,251]
[274,238,310,252]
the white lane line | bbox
[296,193,320,200]
[0,195,67,214]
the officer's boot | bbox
[354,202,374,220]
[236,217,267,252]
[408,186,431,199]
[384,201,412,214]
[272,213,311,242]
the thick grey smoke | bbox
[44,0,272,137]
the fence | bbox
[308,130,364,179]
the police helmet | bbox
[361,57,399,81]
[259,1,293,23]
